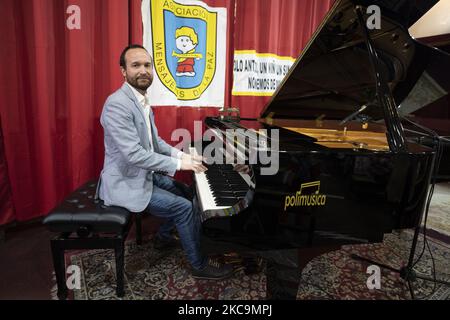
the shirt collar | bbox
[125,82,149,107]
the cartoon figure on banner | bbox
[173,26,203,77]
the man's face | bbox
[121,48,153,92]
[176,36,195,53]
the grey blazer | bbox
[96,83,180,212]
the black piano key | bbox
[207,181,237,187]
[210,183,233,190]
[212,190,235,195]
[212,190,248,196]
[216,196,238,200]
[215,199,238,206]
[212,185,247,191]
[224,176,245,181]
[204,163,250,207]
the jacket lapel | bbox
[120,83,152,150]
[148,109,159,153]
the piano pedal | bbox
[217,253,264,275]
[223,252,243,265]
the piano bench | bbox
[42,180,144,300]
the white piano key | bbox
[194,170,231,211]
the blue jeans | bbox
[145,174,206,270]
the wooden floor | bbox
[0,223,54,299]
[0,215,159,300]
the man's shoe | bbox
[153,235,179,250]
[191,258,234,280]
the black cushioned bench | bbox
[43,180,143,299]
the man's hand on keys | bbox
[234,164,250,174]
[181,153,207,173]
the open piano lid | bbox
[260,0,450,122]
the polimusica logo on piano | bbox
[284,181,327,211]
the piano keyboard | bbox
[194,163,253,214]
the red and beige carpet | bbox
[50,229,449,300]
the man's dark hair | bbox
[119,44,148,68]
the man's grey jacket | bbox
[97,83,181,212]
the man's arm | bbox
[148,110,205,170]
[102,100,179,176]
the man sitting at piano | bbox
[96,44,233,280]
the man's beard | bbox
[127,74,153,91]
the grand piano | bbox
[192,0,450,299]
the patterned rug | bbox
[426,182,450,238]
[297,230,450,300]
[50,229,450,300]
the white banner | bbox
[142,0,227,107]
[232,50,295,96]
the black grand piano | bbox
[192,0,450,299]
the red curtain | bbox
[0,117,14,225]
[0,0,133,222]
[0,0,332,225]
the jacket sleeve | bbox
[101,99,179,176]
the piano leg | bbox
[264,246,342,300]
[264,249,301,300]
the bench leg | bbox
[114,239,125,297]
[50,239,68,300]
[135,213,143,245]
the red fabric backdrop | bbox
[0,0,132,223]
[0,117,14,225]
[0,0,332,225]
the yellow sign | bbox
[284,181,327,211]
[232,50,296,96]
